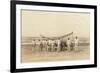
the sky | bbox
[21,10,90,38]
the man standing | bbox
[32,39,36,52]
[48,39,52,52]
[74,36,79,51]
[67,38,71,51]
[56,39,61,52]
[51,39,55,52]
[40,39,43,51]
[36,39,41,52]
[45,40,48,51]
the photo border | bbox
[10,0,97,73]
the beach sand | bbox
[21,45,90,63]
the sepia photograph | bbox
[11,1,97,72]
[21,10,90,63]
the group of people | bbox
[32,36,79,52]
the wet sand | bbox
[21,45,90,63]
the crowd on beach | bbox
[32,36,79,52]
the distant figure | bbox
[36,39,41,52]
[56,39,61,52]
[42,39,47,51]
[51,39,55,51]
[48,39,52,52]
[40,39,43,51]
[74,36,79,51]
[60,39,65,51]
[45,40,48,51]
[42,39,45,50]
[53,40,58,51]
[70,40,74,51]
[67,38,71,51]
[46,40,50,51]
[32,39,36,52]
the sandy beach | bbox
[21,45,90,63]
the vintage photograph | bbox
[11,1,97,72]
[21,10,90,63]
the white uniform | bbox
[48,40,52,45]
[51,40,55,51]
[74,38,79,51]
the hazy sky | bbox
[22,10,90,37]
